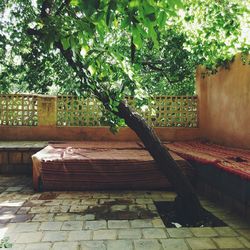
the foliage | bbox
[0,0,249,129]
[0,237,12,248]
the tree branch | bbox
[55,0,70,16]
[131,36,136,64]
[40,0,53,18]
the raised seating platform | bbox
[32,141,193,191]
[166,141,250,219]
[0,141,48,174]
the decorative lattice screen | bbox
[0,94,38,126]
[57,96,103,126]
[57,96,198,127]
[0,94,198,127]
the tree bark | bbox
[117,100,205,224]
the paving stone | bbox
[238,236,250,248]
[8,243,26,250]
[54,213,76,221]
[29,206,50,214]
[25,242,52,250]
[160,192,177,200]
[17,207,31,214]
[16,232,43,243]
[214,226,238,236]
[161,238,189,250]
[50,205,70,213]
[167,228,193,238]
[81,198,99,205]
[61,220,83,230]
[107,240,133,250]
[68,230,92,241]
[152,218,165,228]
[0,206,19,215]
[32,213,54,222]
[108,220,130,229]
[92,192,110,198]
[142,228,167,239]
[52,241,79,250]
[111,205,127,211]
[39,221,62,231]
[15,222,40,232]
[6,187,23,192]
[186,237,217,249]
[136,199,154,204]
[190,227,218,237]
[42,231,68,242]
[130,219,153,228]
[24,200,45,207]
[147,204,157,211]
[213,237,245,248]
[80,240,106,250]
[129,205,147,212]
[134,239,162,250]
[76,214,95,221]
[85,220,107,230]
[69,205,88,213]
[237,228,250,240]
[61,200,80,206]
[118,229,142,239]
[10,214,33,223]
[225,219,250,229]
[99,199,116,204]
[93,229,117,240]
[57,193,84,199]
[0,200,25,207]
[43,200,62,206]
[0,223,16,235]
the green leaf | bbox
[158,11,167,28]
[70,0,79,7]
[168,0,183,10]
[61,37,70,50]
[143,2,155,15]
[80,0,100,16]
[132,26,143,49]
[106,0,116,26]
[121,17,130,29]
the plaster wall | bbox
[0,126,201,142]
[197,54,250,149]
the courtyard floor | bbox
[0,175,249,250]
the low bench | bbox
[166,141,250,219]
[0,141,48,174]
[32,141,193,191]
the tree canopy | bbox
[0,0,249,98]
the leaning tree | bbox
[1,0,249,223]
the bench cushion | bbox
[32,141,192,191]
[166,141,250,180]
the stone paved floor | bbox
[0,175,249,250]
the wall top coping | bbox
[0,141,48,150]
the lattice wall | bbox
[0,94,198,127]
[57,96,103,126]
[0,94,38,126]
[149,96,198,127]
[57,96,198,127]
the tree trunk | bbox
[117,101,205,224]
